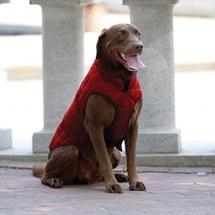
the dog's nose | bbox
[135,44,143,52]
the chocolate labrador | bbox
[33,23,146,193]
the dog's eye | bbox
[138,34,142,41]
[136,32,142,41]
[118,33,126,41]
[118,30,127,40]
[134,29,142,40]
[119,34,125,40]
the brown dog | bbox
[33,23,146,193]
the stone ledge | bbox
[0,160,214,175]
[121,153,215,168]
[1,152,215,168]
[0,154,47,163]
[135,154,215,167]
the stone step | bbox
[0,152,215,168]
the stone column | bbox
[0,0,12,150]
[31,0,94,153]
[124,0,181,153]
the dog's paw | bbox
[41,176,63,188]
[129,181,146,191]
[48,178,64,188]
[106,183,123,193]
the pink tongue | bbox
[125,55,145,71]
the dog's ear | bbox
[96,28,107,59]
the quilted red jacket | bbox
[49,59,142,151]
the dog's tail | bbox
[32,165,45,178]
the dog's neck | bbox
[99,58,132,91]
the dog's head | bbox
[96,23,145,77]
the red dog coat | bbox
[49,59,142,151]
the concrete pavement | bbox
[0,167,215,215]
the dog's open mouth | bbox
[117,52,145,72]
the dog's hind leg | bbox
[108,147,122,169]
[41,145,79,188]
[108,147,128,183]
[114,173,128,183]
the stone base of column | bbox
[137,129,181,154]
[32,130,53,153]
[0,129,12,150]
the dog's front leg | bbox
[125,120,146,191]
[84,94,123,193]
[87,124,123,193]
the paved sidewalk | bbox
[0,168,215,215]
